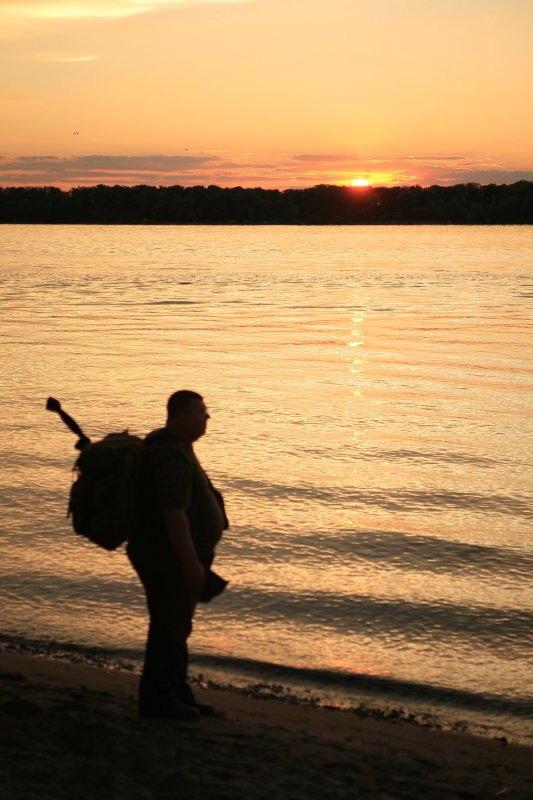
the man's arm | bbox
[162,508,205,598]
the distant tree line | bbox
[0,182,532,224]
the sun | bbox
[351,178,370,187]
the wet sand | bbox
[1,650,532,799]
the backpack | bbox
[69,432,144,550]
[47,397,144,550]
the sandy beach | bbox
[1,650,532,800]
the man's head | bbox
[166,390,210,443]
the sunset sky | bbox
[2,0,532,189]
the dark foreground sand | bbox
[1,651,532,800]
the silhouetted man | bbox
[127,390,228,720]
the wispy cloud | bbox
[291,155,363,164]
[2,2,148,22]
[1,0,246,24]
[278,153,533,188]
[1,152,531,189]
[5,50,97,61]
[0,154,220,184]
[0,152,263,187]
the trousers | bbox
[127,538,196,713]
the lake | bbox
[1,223,532,743]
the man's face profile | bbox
[182,398,210,442]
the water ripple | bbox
[231,477,533,519]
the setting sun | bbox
[351,178,370,187]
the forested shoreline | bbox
[1,181,532,224]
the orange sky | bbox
[1,0,532,188]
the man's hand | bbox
[162,508,205,599]
[182,556,205,599]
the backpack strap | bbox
[46,397,91,450]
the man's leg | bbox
[129,547,198,719]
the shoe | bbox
[192,701,217,717]
[176,684,217,717]
[140,700,201,721]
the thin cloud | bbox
[1,153,531,189]
[291,155,360,163]
[278,153,532,188]
[1,0,248,24]
[286,154,471,168]
[399,156,467,163]
[2,1,149,23]
[0,153,222,186]
[7,51,98,61]
[0,153,219,171]
[430,170,533,185]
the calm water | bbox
[1,224,532,743]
